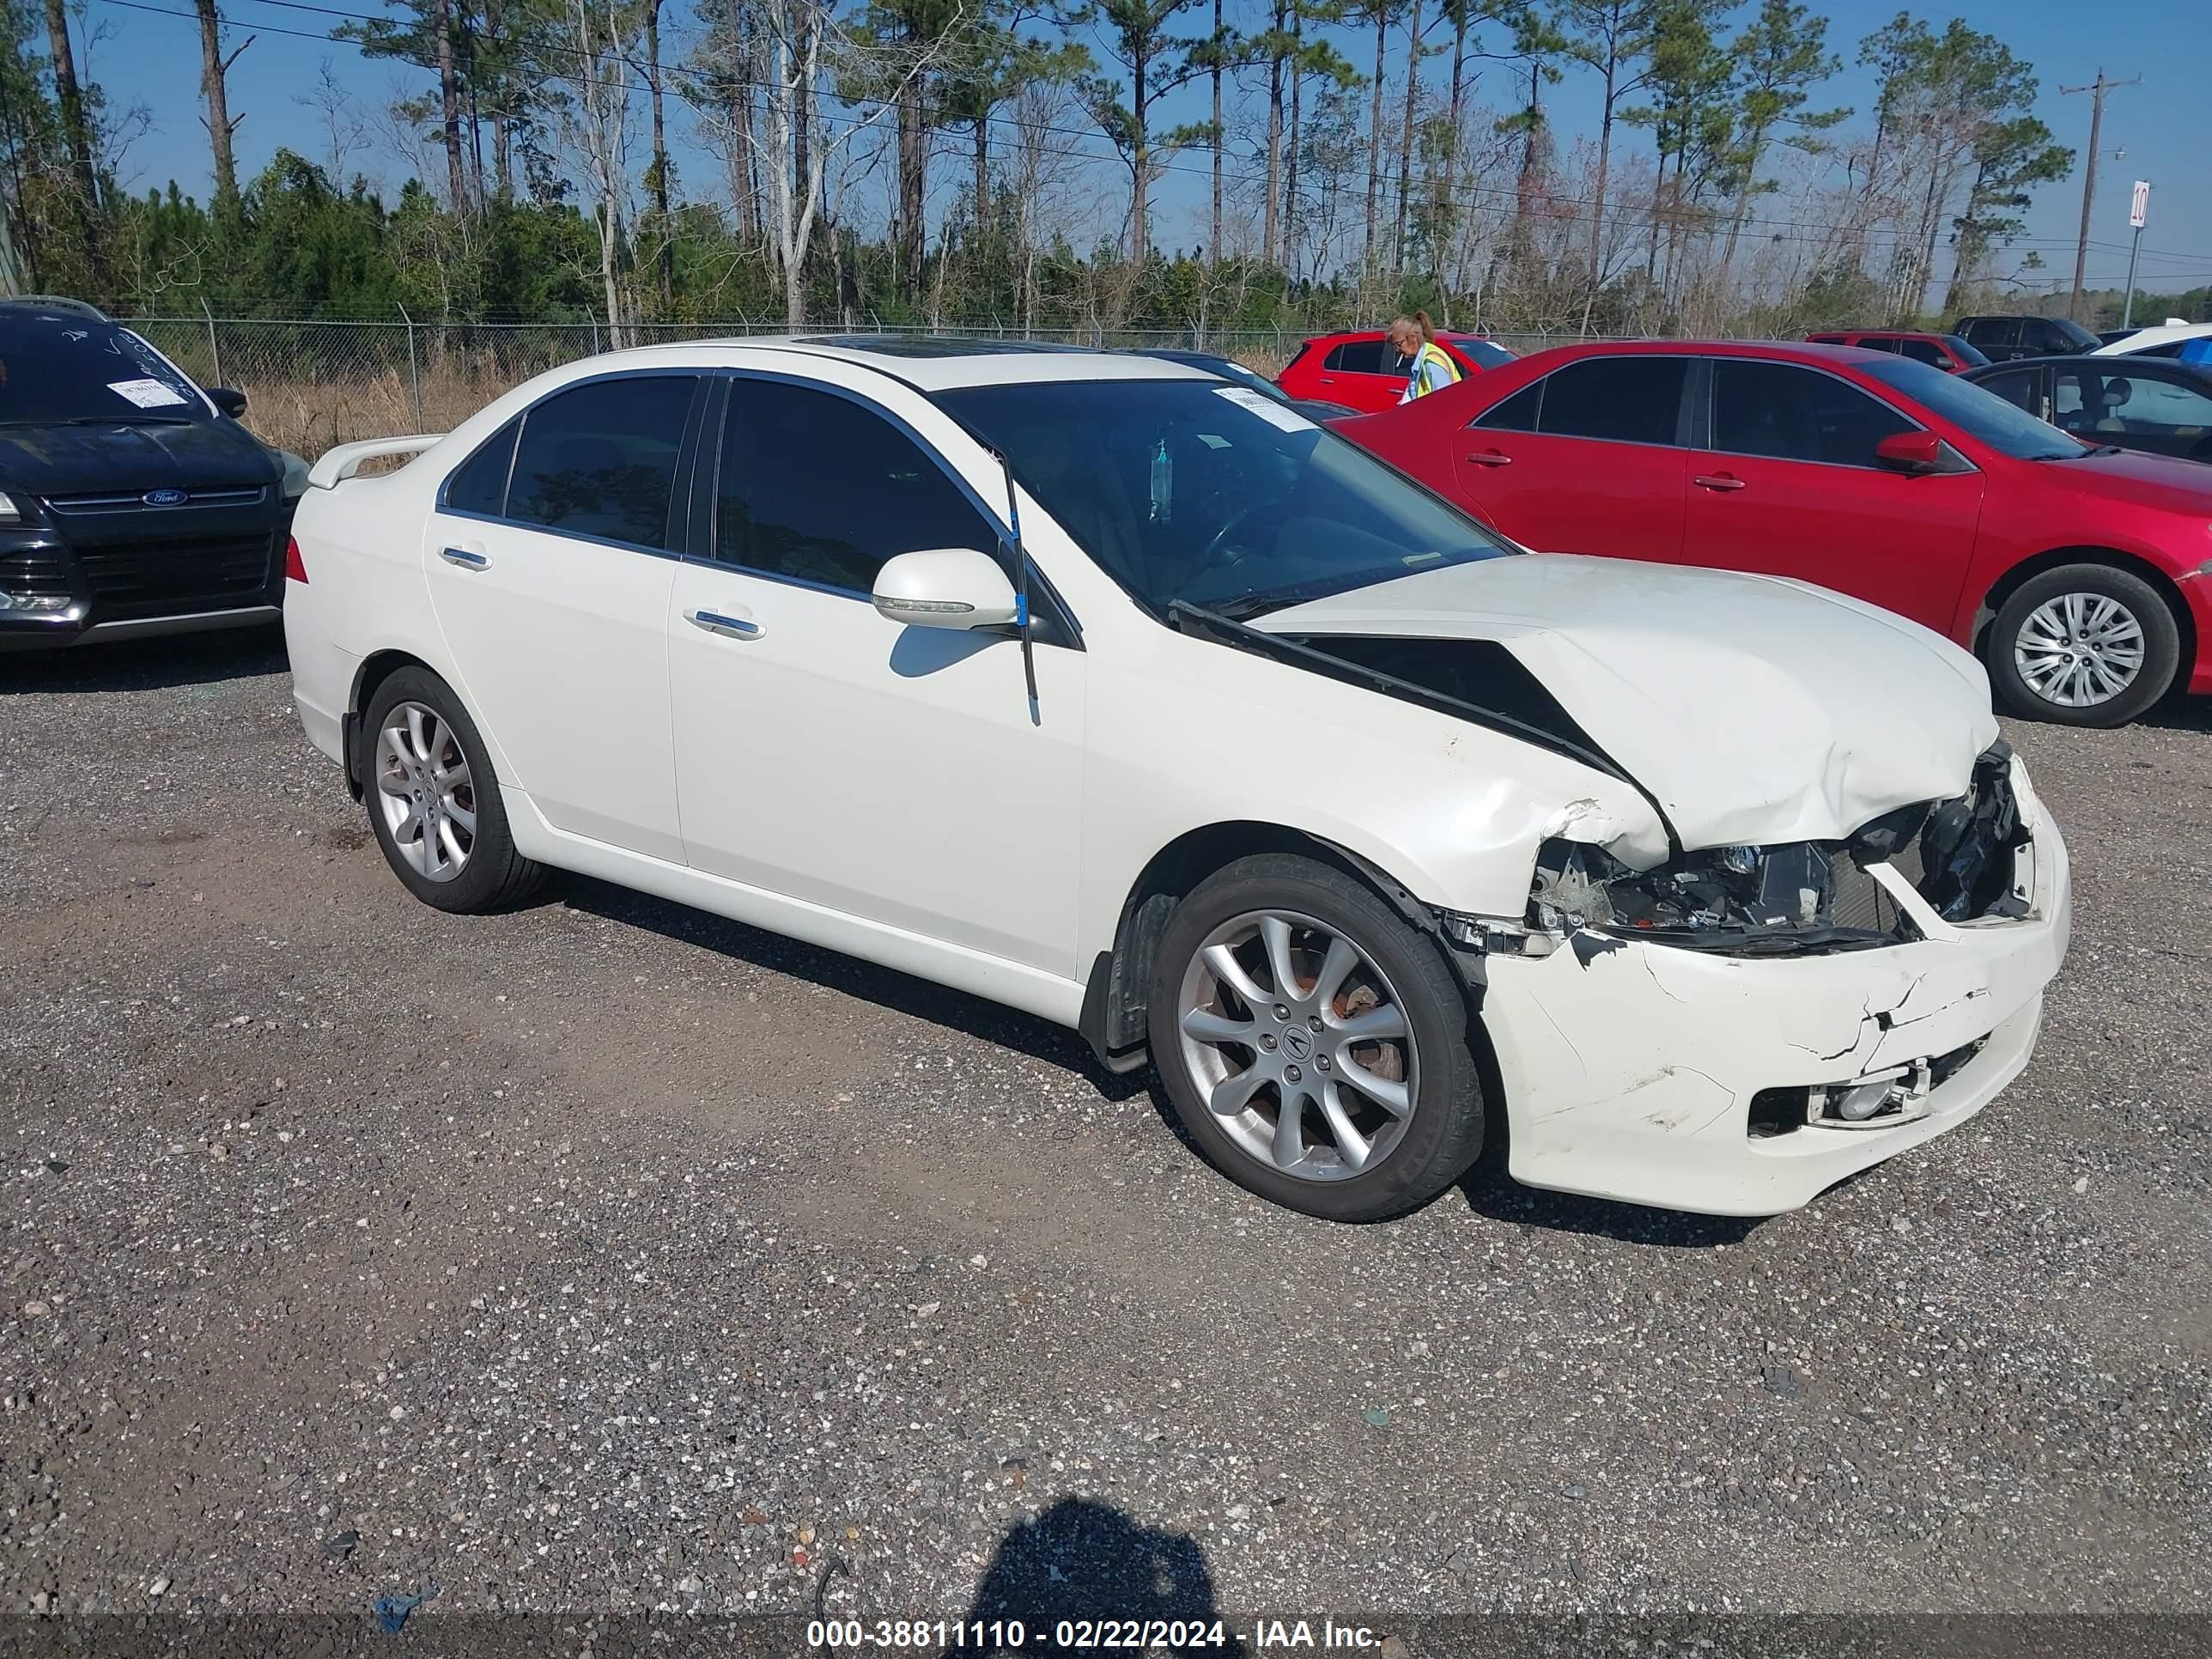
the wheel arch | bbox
[1972,546,2197,690]
[1079,819,1484,1071]
[342,647,445,799]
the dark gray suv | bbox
[1954,313,2102,362]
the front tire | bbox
[361,666,546,913]
[1987,563,2179,727]
[1146,854,1486,1222]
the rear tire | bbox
[1146,854,1485,1222]
[1986,562,2179,727]
[361,666,546,913]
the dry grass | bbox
[240,366,532,459]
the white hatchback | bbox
[284,337,2071,1221]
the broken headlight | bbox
[1528,838,1889,948]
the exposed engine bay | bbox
[1528,743,2031,955]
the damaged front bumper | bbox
[1481,757,2071,1216]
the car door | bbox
[1681,358,1984,631]
[422,372,700,863]
[667,373,1086,975]
[1316,339,1410,412]
[2052,363,2212,462]
[1965,319,2022,362]
[1451,355,1691,562]
[1975,363,2050,420]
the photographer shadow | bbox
[962,1497,1246,1656]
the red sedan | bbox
[1336,339,2212,726]
[1803,329,1990,373]
[1277,329,1516,413]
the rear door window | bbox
[1534,357,1686,446]
[507,375,697,550]
[1894,337,1948,367]
[1711,362,1916,467]
[1324,340,1389,374]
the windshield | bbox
[1452,337,1516,369]
[1863,356,2087,460]
[0,314,210,426]
[938,378,1510,618]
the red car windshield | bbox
[1861,357,2085,461]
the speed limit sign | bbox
[2130,179,2149,228]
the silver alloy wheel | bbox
[374,701,477,882]
[2014,592,2147,708]
[1176,908,1419,1182]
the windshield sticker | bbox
[1195,432,1231,449]
[108,378,190,409]
[1213,385,1316,433]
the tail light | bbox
[283,536,308,583]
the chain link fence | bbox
[124,316,1581,458]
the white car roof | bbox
[2093,321,2212,356]
[593,333,1218,391]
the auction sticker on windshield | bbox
[1214,385,1316,432]
[108,378,190,409]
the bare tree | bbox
[554,0,638,342]
[192,0,252,216]
[296,58,372,185]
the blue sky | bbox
[70,0,2212,303]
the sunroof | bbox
[794,334,1092,358]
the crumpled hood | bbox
[1255,553,1999,854]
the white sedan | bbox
[2092,321,2212,360]
[283,337,2071,1221]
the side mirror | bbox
[1873,430,1943,475]
[872,547,1019,632]
[206,386,248,418]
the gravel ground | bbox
[0,628,2206,1629]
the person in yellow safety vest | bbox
[1387,311,1462,404]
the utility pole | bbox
[2062,69,2139,320]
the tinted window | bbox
[1711,362,1915,466]
[1806,333,1849,344]
[717,379,994,592]
[508,376,696,549]
[1977,370,2040,413]
[1536,357,1686,445]
[1474,380,1544,432]
[444,419,519,515]
[1942,336,1990,368]
[2050,318,2100,352]
[1960,318,2019,349]
[0,313,210,424]
[1894,337,1948,367]
[1862,336,1905,354]
[1325,341,1389,374]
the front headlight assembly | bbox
[1528,837,1905,955]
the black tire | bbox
[1146,853,1485,1223]
[1986,562,2181,727]
[360,666,547,913]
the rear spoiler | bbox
[307,433,446,489]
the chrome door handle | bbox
[1692,474,1747,492]
[440,546,490,569]
[686,607,763,641]
[1462,450,1514,467]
